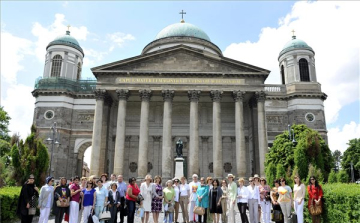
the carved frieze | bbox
[223,162,232,173]
[77,114,94,122]
[152,136,161,142]
[129,162,137,172]
[266,115,284,124]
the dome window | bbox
[50,55,62,77]
[77,62,82,80]
[299,58,310,82]
[281,65,285,84]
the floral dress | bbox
[151,184,163,212]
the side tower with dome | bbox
[32,29,96,178]
[31,19,328,180]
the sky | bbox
[1,1,359,166]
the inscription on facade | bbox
[77,114,94,122]
[117,77,245,85]
[266,115,284,124]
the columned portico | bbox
[138,89,152,179]
[256,91,268,177]
[162,90,175,180]
[188,90,201,176]
[90,89,106,176]
[113,89,130,175]
[233,90,246,178]
[210,90,223,178]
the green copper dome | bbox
[279,36,314,58]
[47,31,84,56]
[155,21,211,42]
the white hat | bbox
[227,173,235,178]
[192,174,198,178]
[254,174,260,179]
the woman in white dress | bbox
[140,174,153,223]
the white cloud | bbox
[82,48,109,67]
[31,13,89,61]
[62,1,69,8]
[1,84,35,138]
[0,31,33,83]
[223,1,360,124]
[328,121,360,153]
[108,32,135,47]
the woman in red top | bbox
[126,177,140,223]
[307,176,323,223]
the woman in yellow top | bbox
[227,174,237,223]
[163,180,175,223]
[278,177,293,223]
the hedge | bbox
[0,187,21,222]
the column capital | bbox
[139,89,152,101]
[162,90,175,102]
[188,90,201,102]
[116,89,130,101]
[94,89,107,100]
[232,90,245,102]
[255,91,266,102]
[210,90,223,102]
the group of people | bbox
[16,172,324,223]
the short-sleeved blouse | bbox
[126,183,140,201]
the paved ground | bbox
[24,210,258,223]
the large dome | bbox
[155,21,211,42]
[47,31,84,56]
[279,36,314,58]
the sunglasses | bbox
[249,180,253,182]
[310,179,315,181]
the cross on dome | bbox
[67,24,71,31]
[179,10,186,23]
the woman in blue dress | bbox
[196,177,209,223]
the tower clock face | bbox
[305,113,315,122]
[44,110,55,120]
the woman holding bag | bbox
[17,174,39,223]
[53,177,70,223]
[307,176,323,223]
[108,183,121,223]
[163,180,175,223]
[196,177,209,223]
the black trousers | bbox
[198,208,207,223]
[119,196,125,223]
[126,199,136,223]
[237,202,249,223]
[55,208,67,223]
[108,204,118,223]
[21,214,33,223]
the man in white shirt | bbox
[247,177,261,223]
[188,174,201,223]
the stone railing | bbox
[34,77,97,93]
[264,84,286,93]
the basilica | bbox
[32,18,327,181]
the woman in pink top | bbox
[69,176,81,223]
[126,177,140,223]
[259,178,271,223]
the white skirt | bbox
[69,201,79,223]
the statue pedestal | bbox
[174,157,185,178]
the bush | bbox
[0,187,21,221]
[265,162,276,186]
[337,170,349,183]
[328,170,338,184]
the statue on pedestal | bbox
[176,138,183,157]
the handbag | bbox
[265,191,271,201]
[99,207,111,221]
[289,212,298,223]
[92,214,100,223]
[137,194,144,204]
[271,209,283,222]
[309,199,322,215]
[193,206,205,215]
[88,209,95,223]
[135,207,145,218]
[56,199,70,207]
[28,207,36,215]
[167,203,175,213]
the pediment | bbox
[92,45,270,75]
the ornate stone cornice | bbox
[139,89,152,101]
[188,90,201,102]
[161,90,175,102]
[116,89,130,101]
[255,91,266,102]
[210,90,223,102]
[94,89,107,100]
[232,90,245,102]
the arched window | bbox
[281,65,285,84]
[299,58,310,82]
[77,62,82,80]
[50,55,62,77]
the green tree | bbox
[332,150,342,171]
[276,163,286,179]
[10,125,49,185]
[337,170,349,183]
[328,170,337,183]
[306,164,324,184]
[341,138,360,181]
[265,162,277,186]
[266,124,333,182]
[0,107,11,141]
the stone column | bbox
[161,90,175,181]
[233,91,247,177]
[210,90,223,178]
[255,91,268,177]
[188,90,201,176]
[90,89,106,176]
[137,89,152,179]
[113,89,130,175]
